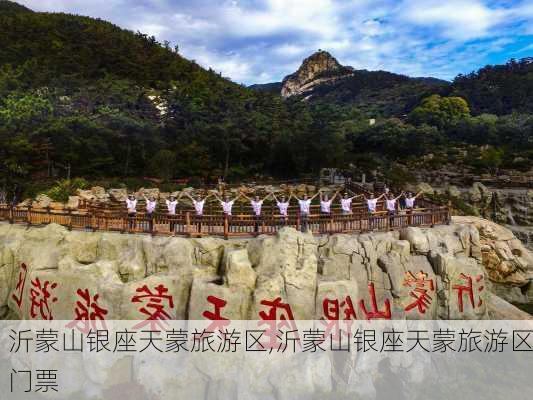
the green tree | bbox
[409,94,470,129]
[149,149,176,180]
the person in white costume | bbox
[183,192,214,233]
[242,192,271,234]
[292,190,320,232]
[271,192,292,226]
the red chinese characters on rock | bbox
[402,271,435,314]
[66,289,108,333]
[202,295,230,331]
[29,277,58,320]
[323,296,357,320]
[11,263,28,308]
[259,297,295,321]
[453,273,485,313]
[259,297,298,350]
[321,282,392,321]
[131,284,174,329]
[359,282,391,320]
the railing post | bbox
[9,203,14,224]
[46,205,51,224]
[185,212,191,236]
[27,204,32,227]
[296,212,300,232]
[224,214,229,240]
[67,208,73,230]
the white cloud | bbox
[14,0,533,84]
[399,0,507,40]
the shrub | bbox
[46,178,89,202]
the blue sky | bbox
[16,0,533,84]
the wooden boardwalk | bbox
[0,202,450,239]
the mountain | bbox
[451,57,533,115]
[0,0,532,195]
[0,0,31,14]
[252,50,450,117]
[280,50,354,97]
[0,0,220,89]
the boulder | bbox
[138,188,160,199]
[467,182,490,203]
[415,182,434,195]
[67,195,79,209]
[446,185,461,198]
[108,188,128,202]
[91,186,107,199]
[223,248,256,290]
[49,201,64,210]
[34,194,52,208]
[76,189,95,202]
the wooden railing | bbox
[0,203,450,239]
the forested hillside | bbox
[452,58,533,115]
[0,0,532,200]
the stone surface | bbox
[0,218,531,321]
[108,188,128,202]
[415,182,434,195]
[453,216,533,304]
[34,193,52,208]
[281,50,353,98]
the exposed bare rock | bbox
[0,219,531,320]
[281,50,353,98]
[453,216,533,304]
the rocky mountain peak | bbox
[281,50,352,98]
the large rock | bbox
[0,220,530,321]
[108,188,128,202]
[67,195,79,209]
[138,188,160,199]
[281,50,352,98]
[34,193,52,208]
[446,185,461,198]
[453,216,533,303]
[415,182,434,195]
[248,228,318,320]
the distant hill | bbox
[0,0,31,14]
[248,82,283,93]
[0,0,222,89]
[0,0,531,192]
[451,58,533,115]
[251,50,450,117]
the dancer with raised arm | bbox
[364,192,385,230]
[319,189,339,233]
[385,192,404,228]
[271,191,292,226]
[125,194,137,230]
[183,191,213,233]
[340,190,363,215]
[404,191,422,210]
[404,191,422,225]
[319,190,340,216]
[213,191,242,221]
[166,192,182,233]
[143,194,157,232]
[293,190,320,232]
[242,191,271,234]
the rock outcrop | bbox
[281,50,353,98]
[453,216,533,304]
[1,218,531,320]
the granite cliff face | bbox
[0,218,531,321]
[280,50,353,98]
